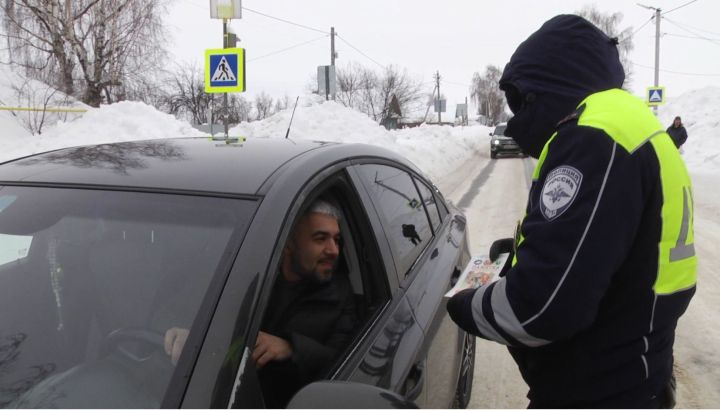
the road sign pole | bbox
[223,18,229,138]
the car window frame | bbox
[211,163,397,408]
[349,161,436,286]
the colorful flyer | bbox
[445,252,509,298]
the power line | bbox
[663,17,720,46]
[661,0,699,15]
[241,7,329,35]
[248,34,329,62]
[663,20,720,36]
[631,61,720,76]
[664,32,720,41]
[335,34,385,69]
[620,16,655,43]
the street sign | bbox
[210,0,241,19]
[647,86,666,106]
[317,65,336,99]
[434,99,446,113]
[205,48,245,93]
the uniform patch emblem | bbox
[540,165,583,221]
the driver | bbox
[163,199,357,407]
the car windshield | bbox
[0,186,255,408]
[493,124,507,136]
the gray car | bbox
[0,137,474,408]
[490,123,526,158]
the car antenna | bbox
[285,96,300,139]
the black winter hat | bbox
[499,14,625,100]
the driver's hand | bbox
[164,327,189,366]
[252,331,292,368]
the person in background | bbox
[667,116,688,149]
[447,14,696,408]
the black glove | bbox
[489,237,514,277]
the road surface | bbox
[436,145,719,408]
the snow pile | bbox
[0,65,87,142]
[0,61,716,182]
[658,87,720,175]
[0,101,205,163]
[230,97,489,181]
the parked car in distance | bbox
[490,122,526,159]
[0,137,474,408]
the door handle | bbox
[450,266,462,287]
[403,361,425,401]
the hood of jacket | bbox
[499,14,625,158]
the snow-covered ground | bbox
[0,66,718,406]
[2,63,716,180]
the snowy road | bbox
[437,149,719,408]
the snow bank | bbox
[1,101,205,163]
[230,97,489,181]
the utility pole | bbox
[638,3,662,112]
[331,27,336,66]
[435,70,441,124]
[653,7,661,90]
[465,96,468,126]
[222,19,230,137]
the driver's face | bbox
[286,213,340,282]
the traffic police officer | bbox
[448,15,696,408]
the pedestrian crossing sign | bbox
[205,48,245,93]
[647,86,665,106]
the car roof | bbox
[0,137,416,196]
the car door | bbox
[186,162,421,408]
[408,176,470,408]
[348,162,470,408]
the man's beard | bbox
[290,254,335,284]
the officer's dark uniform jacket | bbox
[448,15,697,407]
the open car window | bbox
[0,186,255,409]
[249,173,392,408]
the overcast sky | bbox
[166,0,720,114]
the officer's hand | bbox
[490,238,515,277]
[253,331,293,368]
[489,238,514,261]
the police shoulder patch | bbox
[540,165,583,221]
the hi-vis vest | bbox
[519,88,697,295]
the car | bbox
[489,122,525,158]
[0,137,475,408]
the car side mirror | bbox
[287,381,417,409]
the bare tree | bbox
[376,65,423,123]
[576,4,634,88]
[274,94,290,113]
[227,95,252,124]
[12,78,77,134]
[164,64,256,125]
[165,63,213,125]
[470,65,507,125]
[335,62,423,123]
[336,61,371,109]
[254,92,274,120]
[1,0,169,107]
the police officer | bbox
[447,15,696,408]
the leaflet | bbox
[444,252,509,298]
